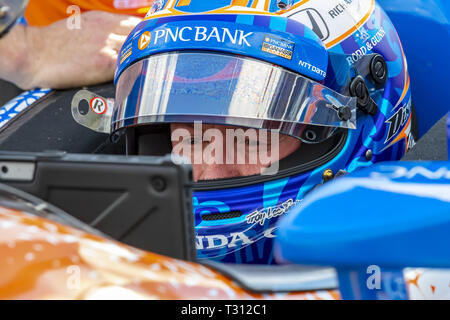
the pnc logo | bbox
[136,26,254,49]
[138,31,152,50]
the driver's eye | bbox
[246,138,256,146]
[243,137,261,147]
[189,137,202,145]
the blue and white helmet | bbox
[108,0,414,264]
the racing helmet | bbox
[78,0,415,264]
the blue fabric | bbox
[17,16,27,25]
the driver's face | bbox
[170,124,301,182]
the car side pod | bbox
[274,161,450,300]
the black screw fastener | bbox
[370,54,388,85]
[338,106,352,122]
[152,176,167,192]
[349,76,378,116]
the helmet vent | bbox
[277,0,293,10]
[202,211,242,221]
